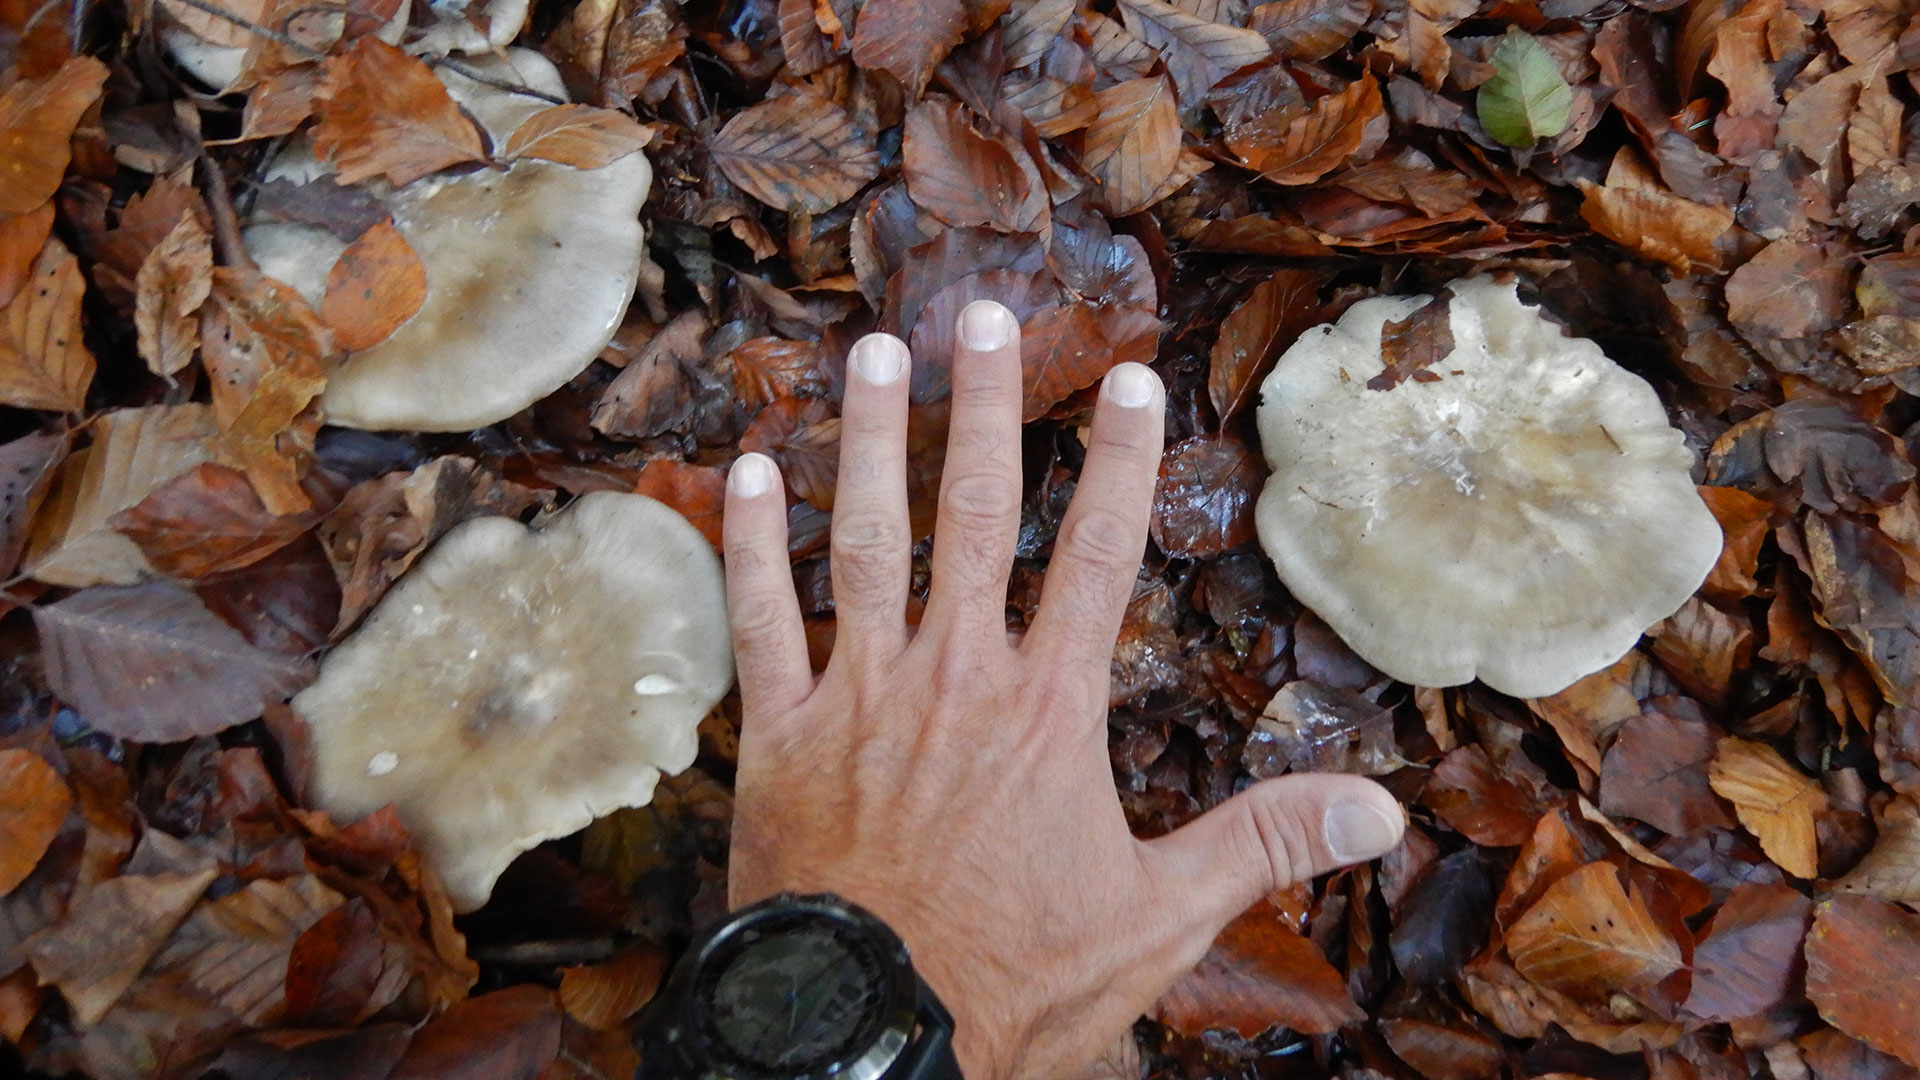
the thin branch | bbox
[432,55,567,105]
[163,0,326,60]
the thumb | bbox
[1147,774,1405,927]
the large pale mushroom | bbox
[291,492,732,912]
[242,49,651,431]
[1253,276,1721,698]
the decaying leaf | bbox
[0,750,69,897]
[0,56,109,215]
[710,92,882,213]
[1709,736,1828,879]
[1505,861,1685,1003]
[1152,434,1263,559]
[1683,882,1813,1022]
[312,38,487,187]
[23,866,218,1025]
[1154,900,1364,1036]
[111,463,320,579]
[1228,74,1382,186]
[502,104,654,168]
[1724,240,1851,341]
[133,213,213,381]
[0,236,96,413]
[850,0,966,98]
[1083,77,1183,215]
[321,221,427,352]
[1114,0,1270,105]
[1806,895,1920,1068]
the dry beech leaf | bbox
[200,268,332,516]
[1021,302,1118,420]
[133,213,213,380]
[321,221,427,352]
[903,99,1044,233]
[0,749,69,896]
[631,459,726,551]
[558,946,667,1030]
[1209,268,1321,423]
[849,0,966,98]
[1251,0,1374,60]
[1806,894,1920,1069]
[1598,706,1737,837]
[1115,0,1272,105]
[0,236,96,413]
[1154,901,1364,1036]
[1422,744,1542,847]
[150,875,344,1024]
[313,37,487,187]
[237,64,323,142]
[0,56,109,215]
[1084,76,1182,215]
[34,579,313,742]
[502,104,655,168]
[730,336,828,412]
[1683,881,1813,1022]
[111,462,321,579]
[1005,0,1076,68]
[23,867,218,1025]
[1228,74,1382,186]
[1709,736,1828,878]
[24,404,218,587]
[1724,240,1851,341]
[157,0,270,49]
[0,202,55,309]
[1151,434,1264,559]
[0,430,64,579]
[1505,861,1685,1003]
[710,92,882,213]
[1836,795,1920,903]
[1577,177,1731,275]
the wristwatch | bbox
[636,892,964,1080]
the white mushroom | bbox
[1253,276,1721,698]
[291,492,732,912]
[243,49,651,431]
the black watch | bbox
[635,892,964,1080]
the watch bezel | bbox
[665,893,922,1080]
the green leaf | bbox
[1476,28,1574,148]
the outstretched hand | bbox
[721,299,1405,1080]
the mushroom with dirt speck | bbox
[1253,276,1721,698]
[292,491,731,912]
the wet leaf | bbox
[1423,745,1543,847]
[111,463,321,579]
[1228,74,1382,186]
[502,104,653,168]
[1154,900,1364,1036]
[0,236,96,413]
[0,57,108,215]
[1151,434,1263,559]
[388,984,563,1080]
[710,92,881,213]
[1367,290,1454,391]
[1806,894,1920,1069]
[312,38,487,187]
[321,221,427,353]
[1250,0,1374,61]
[851,0,966,98]
[730,337,829,411]
[1208,268,1321,423]
[0,750,68,897]
[632,460,727,551]
[904,98,1044,233]
[1115,0,1271,105]
[1710,736,1828,879]
[1083,77,1183,215]
[741,397,841,510]
[1391,846,1497,985]
[1476,28,1573,147]
[1506,861,1685,1003]
[1248,679,1400,776]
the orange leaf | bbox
[1709,735,1827,878]
[1021,302,1114,420]
[502,104,654,168]
[0,56,109,215]
[903,98,1045,233]
[0,748,69,896]
[111,462,321,578]
[741,397,841,511]
[1505,861,1685,1003]
[1806,894,1920,1068]
[849,0,966,98]
[710,92,881,213]
[1208,268,1322,424]
[1228,74,1382,186]
[729,336,829,412]
[0,202,55,309]
[134,212,214,379]
[1577,178,1731,276]
[1084,76,1182,215]
[1154,900,1364,1036]
[322,221,426,352]
[313,37,487,187]
[558,945,667,1030]
[1251,0,1375,60]
[632,460,726,551]
[0,236,96,413]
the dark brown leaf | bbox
[1115,0,1271,105]
[741,398,841,511]
[903,99,1044,233]
[850,0,966,98]
[1422,744,1543,847]
[1684,882,1813,1022]
[1208,269,1321,423]
[730,336,829,411]
[1151,434,1263,559]
[1367,290,1454,391]
[388,985,563,1080]
[710,92,882,213]
[1806,894,1920,1069]
[1021,302,1126,421]
[1599,705,1737,837]
[1762,400,1915,514]
[1154,900,1364,1036]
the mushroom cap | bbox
[291,491,732,912]
[244,49,651,432]
[1253,277,1721,698]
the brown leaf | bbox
[1836,795,1920,903]
[1800,1027,1920,1080]
[1208,269,1321,423]
[0,430,64,579]
[389,985,563,1080]
[1724,240,1851,341]
[710,92,881,213]
[1506,861,1686,1003]
[23,868,217,1025]
[1380,1014,1504,1080]
[1228,74,1382,186]
[111,462,320,579]
[1367,290,1455,391]
[1577,175,1731,276]
[1021,302,1119,420]
[151,875,344,1026]
[1115,0,1271,105]
[237,63,323,142]
[1251,0,1373,60]
[0,236,96,413]
[1154,900,1364,1036]
[1699,485,1772,600]
[312,37,487,187]
[1709,736,1828,879]
[591,309,709,438]
[1684,881,1813,1022]
[741,397,841,511]
[903,99,1044,233]
[632,460,727,551]
[1762,399,1915,514]
[1806,894,1920,1069]
[558,946,666,1030]
[502,104,653,168]
[1600,705,1737,838]
[0,202,55,309]
[1151,434,1263,559]
[1422,744,1543,847]
[0,57,109,215]
[850,0,966,98]
[1649,596,1755,706]
[133,213,213,380]
[321,221,426,352]
[34,579,313,741]
[730,336,829,412]
[1084,77,1182,215]
[0,749,68,897]
[200,267,332,516]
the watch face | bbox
[696,922,895,1075]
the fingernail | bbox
[1103,362,1158,408]
[958,300,1015,351]
[729,453,776,498]
[1323,800,1403,863]
[850,333,907,386]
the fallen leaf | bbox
[849,0,966,98]
[1250,0,1374,60]
[1684,881,1813,1022]
[1151,434,1263,559]
[502,104,653,168]
[133,213,214,380]
[0,235,96,413]
[312,37,487,187]
[207,1025,415,1080]
[0,56,109,215]
[1115,0,1271,105]
[1020,302,1117,420]
[1577,176,1731,275]
[558,946,666,1030]
[1228,74,1382,186]
[1154,900,1364,1036]
[150,875,344,1025]
[632,460,727,551]
[1367,290,1455,391]
[729,337,829,412]
[1836,795,1920,903]
[1476,28,1573,147]
[22,868,217,1025]
[1506,861,1686,1003]
[321,221,426,352]
[1649,596,1755,706]
[1806,894,1920,1069]
[1391,846,1498,984]
[0,430,64,579]
[1208,268,1321,423]
[740,397,841,511]
[0,202,55,309]
[35,579,313,742]
[1599,705,1737,837]
[1083,77,1182,215]
[0,749,68,897]
[710,92,881,213]
[591,309,709,438]
[111,462,321,579]
[1725,240,1851,341]
[200,268,332,516]
[1698,485,1772,599]
[1799,1027,1920,1080]
[1422,744,1543,847]
[1709,736,1828,879]
[388,984,563,1080]
[1380,1014,1504,1080]
[1762,399,1915,514]
[903,98,1044,233]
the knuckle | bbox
[831,511,910,561]
[1059,506,1141,572]
[729,598,792,652]
[940,470,1019,534]
[1246,791,1318,890]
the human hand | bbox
[721,300,1406,1080]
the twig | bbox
[163,0,326,60]
[197,153,258,272]
[431,55,567,105]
